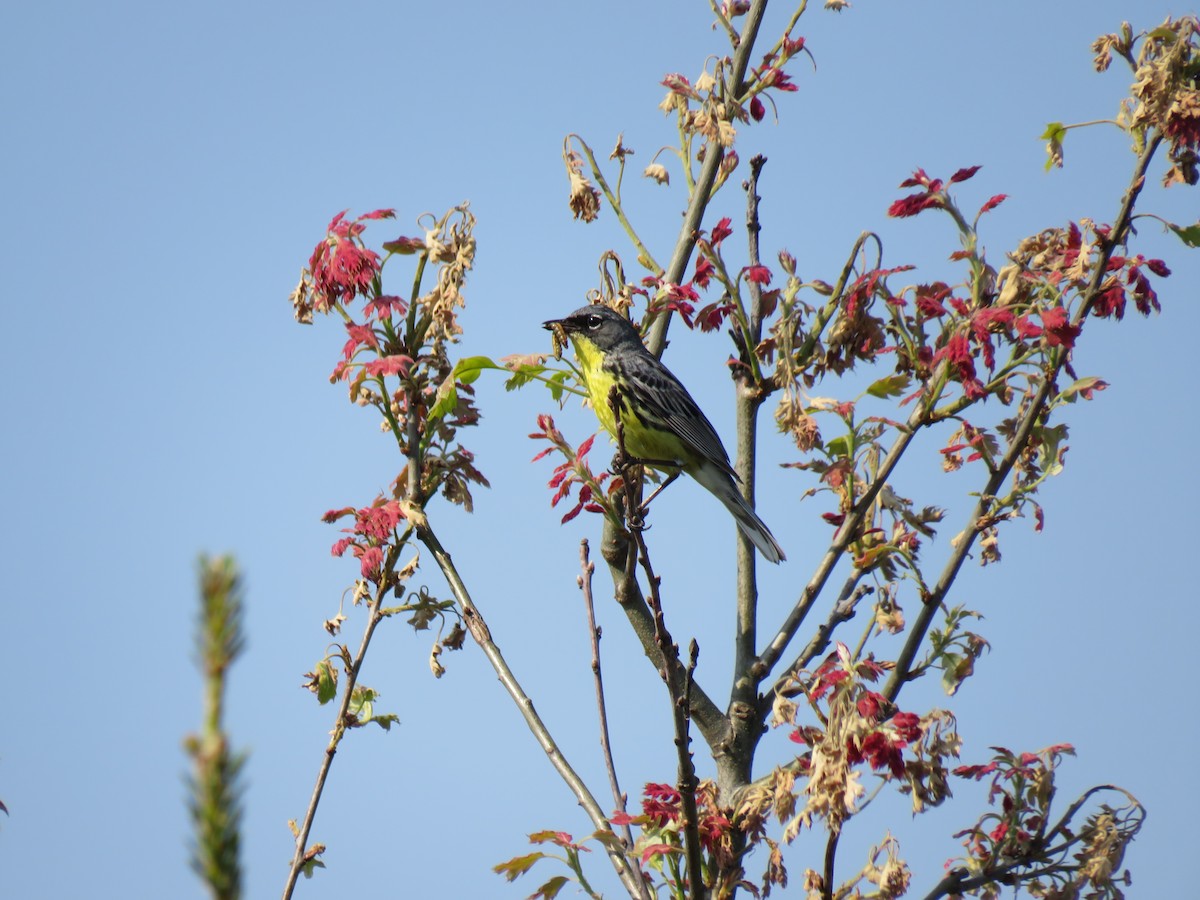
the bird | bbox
[543,304,785,564]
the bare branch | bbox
[417,520,649,899]
[284,544,397,899]
[611,387,709,897]
[578,539,650,900]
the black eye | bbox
[586,315,603,329]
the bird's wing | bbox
[612,351,739,480]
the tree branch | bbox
[883,132,1163,703]
[578,539,650,900]
[284,544,398,899]
[612,390,708,898]
[417,519,649,899]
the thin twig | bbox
[578,539,649,899]
[732,155,768,702]
[417,520,649,899]
[283,548,395,899]
[611,389,708,899]
[822,827,840,900]
[756,416,923,680]
[646,0,771,358]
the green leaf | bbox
[590,829,628,851]
[316,660,336,705]
[546,370,571,403]
[454,355,505,385]
[428,376,460,425]
[941,653,964,695]
[531,875,570,900]
[1040,121,1065,171]
[866,373,912,399]
[369,713,400,731]
[1034,422,1070,476]
[348,685,380,723]
[504,362,550,391]
[1167,221,1200,248]
[300,858,326,879]
[825,435,853,459]
[493,852,546,881]
[428,356,505,425]
[1057,376,1108,404]
[1147,25,1178,42]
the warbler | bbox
[543,304,785,564]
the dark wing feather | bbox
[609,350,738,480]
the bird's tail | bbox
[689,461,786,564]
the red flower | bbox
[1126,266,1161,316]
[856,731,906,778]
[743,265,773,286]
[887,191,942,218]
[662,282,699,326]
[978,194,1007,215]
[710,217,734,247]
[762,67,798,91]
[642,783,681,827]
[307,211,384,313]
[1014,315,1042,339]
[1092,279,1127,319]
[891,711,922,742]
[364,295,408,320]
[1039,307,1081,349]
[1145,258,1171,277]
[699,810,732,852]
[660,73,699,99]
[933,332,985,397]
[856,691,887,720]
[696,301,735,332]
[354,501,405,541]
[382,235,425,255]
[915,282,951,318]
[953,761,999,780]
[749,95,766,122]
[357,546,384,580]
[364,355,414,377]
[692,255,715,288]
[898,169,937,189]
[969,307,1013,370]
[809,659,850,699]
[342,322,380,360]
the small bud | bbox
[778,249,796,275]
[719,148,740,177]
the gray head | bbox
[542,305,644,353]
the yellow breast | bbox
[570,335,620,437]
[569,334,687,468]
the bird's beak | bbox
[541,319,562,331]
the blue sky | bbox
[2,1,1197,897]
